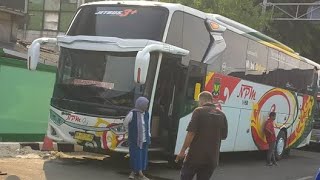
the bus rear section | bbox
[311,93,320,143]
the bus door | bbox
[174,60,207,155]
[151,55,187,152]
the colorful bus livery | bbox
[27,1,317,161]
[203,74,314,151]
[177,15,317,157]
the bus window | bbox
[166,11,183,48]
[264,48,279,87]
[222,30,247,78]
[68,5,169,41]
[277,53,295,91]
[298,61,314,94]
[53,48,159,115]
[244,39,268,84]
[207,57,222,73]
[181,13,211,65]
[283,54,300,91]
[184,61,207,113]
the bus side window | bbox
[166,11,183,48]
[264,48,279,87]
[297,61,315,95]
[221,30,247,78]
[181,13,211,66]
[184,61,207,112]
[244,40,268,84]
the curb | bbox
[0,142,83,152]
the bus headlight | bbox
[50,110,65,126]
[110,124,126,135]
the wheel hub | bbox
[277,137,285,156]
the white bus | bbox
[28,1,317,161]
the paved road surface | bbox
[0,149,319,180]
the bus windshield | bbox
[52,47,157,116]
[67,5,169,41]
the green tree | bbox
[264,0,320,62]
[266,21,320,62]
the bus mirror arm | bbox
[134,44,189,84]
[27,37,57,70]
[203,33,226,64]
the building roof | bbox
[0,6,25,16]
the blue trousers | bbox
[129,142,148,172]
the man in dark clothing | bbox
[176,91,228,180]
[264,112,277,166]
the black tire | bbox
[275,130,287,160]
[284,148,291,158]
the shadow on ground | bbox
[42,144,320,180]
[43,155,179,180]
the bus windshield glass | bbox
[52,48,157,115]
[67,5,169,41]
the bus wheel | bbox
[275,130,287,160]
[284,148,291,157]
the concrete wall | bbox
[0,11,24,43]
[11,20,18,42]
[0,11,12,42]
[18,30,65,43]
[0,56,56,141]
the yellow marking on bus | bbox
[194,83,201,101]
[94,118,110,136]
[205,72,215,86]
[259,41,301,60]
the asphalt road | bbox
[0,148,319,180]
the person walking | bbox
[264,112,278,166]
[124,97,151,180]
[176,91,228,180]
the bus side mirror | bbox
[27,37,57,70]
[134,43,189,84]
[28,42,40,70]
[135,51,150,84]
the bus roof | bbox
[80,1,317,66]
[82,1,175,7]
[207,14,320,68]
[302,57,320,69]
[81,1,209,19]
[207,14,302,58]
[209,15,293,51]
